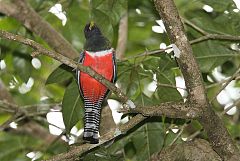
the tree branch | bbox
[120,102,201,119]
[151,139,222,161]
[183,18,208,35]
[210,66,240,103]
[153,0,240,160]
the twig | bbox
[186,129,203,141]
[190,34,240,44]
[182,18,208,35]
[210,66,240,103]
[206,78,234,89]
[220,98,240,116]
[169,123,188,146]
[156,82,186,90]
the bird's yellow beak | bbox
[89,21,94,30]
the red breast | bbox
[79,49,114,103]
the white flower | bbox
[202,5,214,13]
[172,44,181,58]
[49,3,67,26]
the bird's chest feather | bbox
[79,50,114,102]
[82,51,113,79]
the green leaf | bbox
[125,122,165,161]
[155,70,183,102]
[91,0,127,25]
[92,8,113,41]
[46,64,73,85]
[193,41,238,73]
[62,80,84,134]
[0,17,21,31]
[91,0,105,8]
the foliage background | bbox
[0,0,240,160]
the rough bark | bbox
[153,0,240,160]
[151,139,222,161]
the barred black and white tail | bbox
[83,97,104,144]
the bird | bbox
[76,22,117,144]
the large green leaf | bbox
[193,41,239,73]
[143,55,182,103]
[155,70,183,102]
[62,80,84,134]
[92,8,114,41]
[46,64,73,85]
[91,0,127,25]
[125,122,165,161]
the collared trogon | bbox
[76,22,117,144]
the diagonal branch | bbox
[182,18,208,35]
[0,0,78,59]
[210,66,240,103]
[120,102,201,119]
[0,29,129,104]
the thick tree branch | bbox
[151,139,222,161]
[120,102,201,119]
[0,0,78,59]
[153,0,240,160]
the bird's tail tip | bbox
[83,136,99,144]
[83,131,99,144]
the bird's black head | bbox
[84,21,102,39]
[83,21,111,51]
